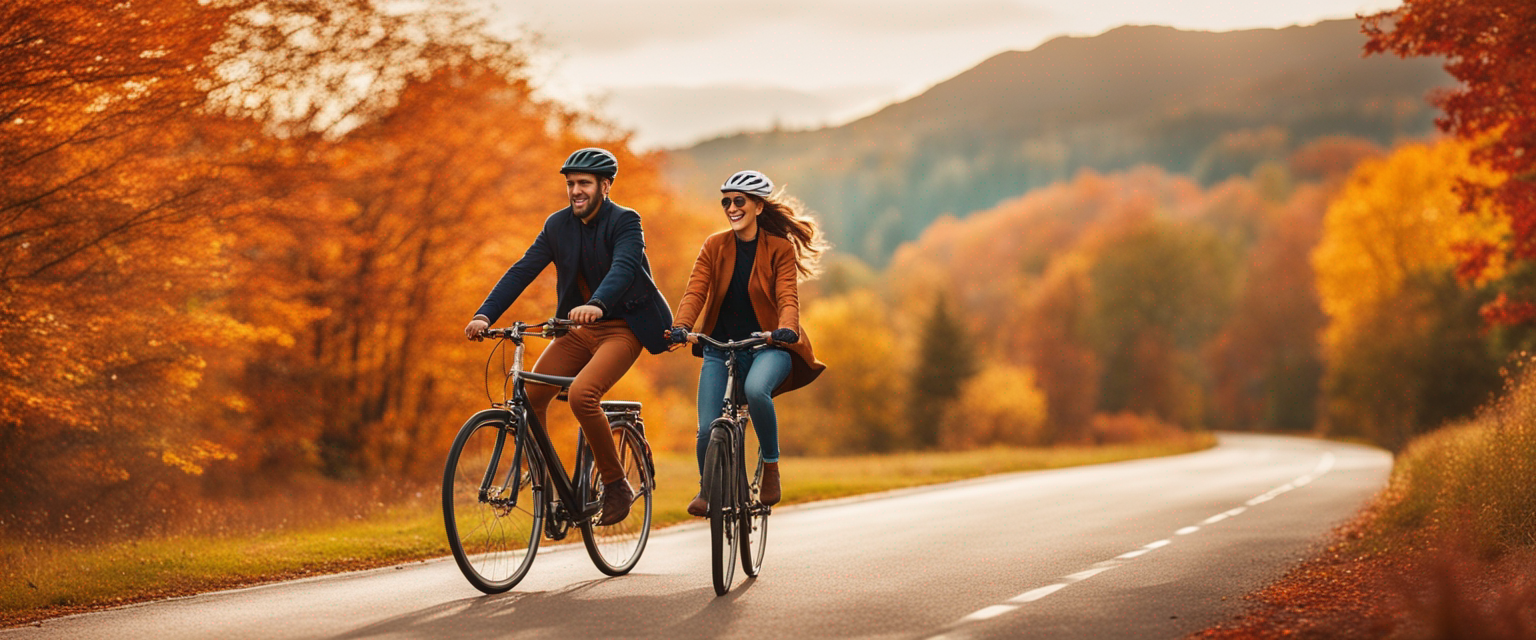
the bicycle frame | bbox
[476,324,606,523]
[513,375,604,521]
[696,334,772,516]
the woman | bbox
[668,169,827,516]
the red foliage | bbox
[1480,293,1536,327]
[1196,515,1536,639]
[1363,0,1536,294]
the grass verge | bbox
[1,433,1212,627]
[1195,375,1536,639]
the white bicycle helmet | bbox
[721,170,774,197]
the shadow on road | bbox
[332,574,760,639]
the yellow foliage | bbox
[1313,139,1506,354]
[778,289,907,454]
[939,362,1049,449]
[160,440,238,476]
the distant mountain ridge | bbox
[664,19,1451,264]
[602,85,893,149]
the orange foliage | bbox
[0,0,710,537]
[0,0,255,533]
[1087,412,1182,445]
[880,157,1358,439]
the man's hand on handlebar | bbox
[568,304,603,324]
[464,316,490,341]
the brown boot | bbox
[686,492,708,517]
[760,462,780,506]
[596,479,633,526]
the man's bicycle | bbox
[442,318,656,594]
[688,331,774,596]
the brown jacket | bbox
[674,230,826,396]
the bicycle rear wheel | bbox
[581,422,654,575]
[705,427,738,595]
[443,411,543,593]
[740,455,768,577]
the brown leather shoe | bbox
[759,461,780,506]
[596,479,633,526]
[686,493,708,517]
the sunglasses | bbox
[720,195,751,210]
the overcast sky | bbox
[469,0,1402,147]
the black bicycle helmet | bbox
[560,147,618,180]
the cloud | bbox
[478,0,1050,54]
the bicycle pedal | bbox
[544,519,569,541]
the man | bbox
[464,147,673,526]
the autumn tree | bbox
[777,291,908,454]
[1313,140,1512,449]
[0,0,712,537]
[909,293,979,448]
[1206,187,1331,431]
[939,363,1048,449]
[1363,0,1536,320]
[1087,219,1237,427]
[0,0,260,532]
[1017,255,1100,443]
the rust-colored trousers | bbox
[526,320,641,484]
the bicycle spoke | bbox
[583,426,653,575]
[444,417,541,593]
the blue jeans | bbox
[696,346,791,475]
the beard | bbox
[572,194,603,220]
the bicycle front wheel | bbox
[581,422,654,575]
[740,455,768,577]
[705,427,738,595]
[442,411,543,594]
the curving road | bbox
[6,433,1390,639]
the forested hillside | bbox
[668,19,1450,263]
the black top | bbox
[711,236,761,342]
[473,199,674,354]
[577,212,606,309]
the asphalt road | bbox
[6,433,1391,639]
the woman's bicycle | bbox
[687,331,774,596]
[442,318,656,594]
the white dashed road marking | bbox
[1010,584,1067,603]
[929,451,1337,639]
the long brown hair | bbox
[752,190,828,279]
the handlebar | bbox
[478,318,579,341]
[685,332,769,350]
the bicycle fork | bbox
[478,413,528,508]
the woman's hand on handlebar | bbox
[768,328,799,345]
[666,326,697,345]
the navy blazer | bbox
[474,200,673,354]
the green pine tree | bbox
[909,293,980,448]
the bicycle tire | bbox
[443,410,544,594]
[740,455,768,577]
[581,422,654,575]
[705,427,738,595]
